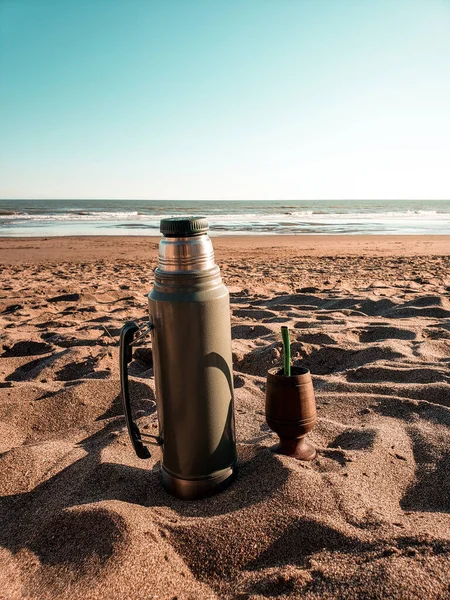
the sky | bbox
[1,0,450,201]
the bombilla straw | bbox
[281,326,291,376]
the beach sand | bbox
[1,235,450,599]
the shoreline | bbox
[1,234,450,265]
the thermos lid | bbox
[160,216,209,237]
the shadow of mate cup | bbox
[265,366,317,460]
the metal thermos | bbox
[120,217,237,500]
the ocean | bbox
[1,199,450,237]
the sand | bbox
[1,235,450,599]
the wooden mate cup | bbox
[265,366,317,460]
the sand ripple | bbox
[1,248,450,599]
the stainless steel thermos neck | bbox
[120,217,237,500]
[157,215,214,273]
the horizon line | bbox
[2,198,450,202]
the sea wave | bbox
[1,202,449,236]
[1,211,142,221]
[0,209,446,223]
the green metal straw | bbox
[281,326,291,376]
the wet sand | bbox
[1,235,450,599]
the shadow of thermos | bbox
[120,217,237,500]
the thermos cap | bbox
[160,216,209,237]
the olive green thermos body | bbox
[120,217,237,500]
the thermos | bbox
[120,217,237,500]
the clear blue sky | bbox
[1,0,449,200]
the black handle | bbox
[120,321,151,459]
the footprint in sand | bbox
[347,366,449,385]
[1,341,52,357]
[358,326,417,343]
[231,325,273,340]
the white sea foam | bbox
[2,211,142,221]
[0,201,449,235]
[1,209,444,222]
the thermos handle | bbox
[119,320,161,459]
